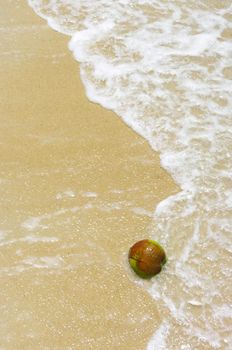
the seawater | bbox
[27,1,232,349]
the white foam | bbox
[56,190,76,199]
[147,321,170,350]
[21,217,47,231]
[81,191,98,198]
[131,207,153,217]
[23,256,63,269]
[23,235,59,243]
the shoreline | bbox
[0,1,179,349]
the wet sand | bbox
[0,1,178,349]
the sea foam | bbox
[27,1,232,348]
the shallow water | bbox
[1,2,178,349]
[3,0,232,348]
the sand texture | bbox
[0,1,178,349]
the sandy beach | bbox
[0,1,178,349]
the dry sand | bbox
[0,1,178,349]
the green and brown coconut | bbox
[128,239,167,278]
